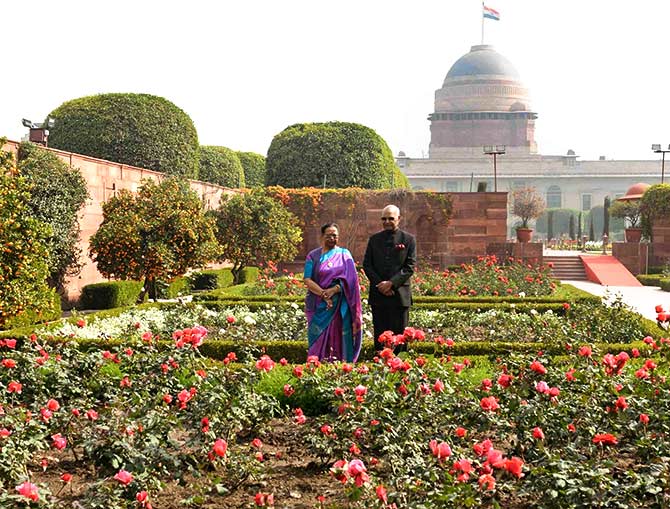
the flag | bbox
[483,5,500,21]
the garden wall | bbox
[2,140,236,303]
[612,219,670,274]
[274,189,508,270]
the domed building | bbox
[429,45,537,157]
[400,44,661,240]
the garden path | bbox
[563,280,666,322]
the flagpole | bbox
[480,2,484,46]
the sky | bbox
[2,0,669,162]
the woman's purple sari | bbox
[304,247,362,362]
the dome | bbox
[446,45,520,80]
[618,182,650,201]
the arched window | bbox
[546,185,562,209]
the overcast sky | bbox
[2,1,669,161]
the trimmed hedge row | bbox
[80,281,144,309]
[9,336,651,364]
[661,279,670,292]
[189,269,235,291]
[636,274,668,287]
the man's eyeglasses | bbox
[381,217,397,222]
[324,234,339,238]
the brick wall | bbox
[283,191,508,270]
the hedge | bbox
[637,274,666,286]
[47,93,199,178]
[661,279,670,292]
[157,277,190,299]
[4,336,650,365]
[80,281,144,309]
[189,269,235,291]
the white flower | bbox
[530,309,538,315]
[518,291,526,298]
[243,315,257,325]
[290,302,299,310]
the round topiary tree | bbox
[265,121,400,189]
[237,151,266,187]
[198,146,245,187]
[47,93,199,178]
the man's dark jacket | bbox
[363,229,416,308]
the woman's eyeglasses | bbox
[381,217,397,221]
[324,234,339,238]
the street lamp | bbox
[483,145,506,192]
[651,144,670,184]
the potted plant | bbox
[609,199,642,242]
[511,187,546,242]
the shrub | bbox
[89,178,219,301]
[609,199,641,228]
[80,281,144,309]
[660,278,670,292]
[213,191,301,283]
[237,151,266,187]
[265,121,399,189]
[640,183,670,240]
[636,274,664,286]
[17,142,89,290]
[198,146,245,187]
[47,93,199,178]
[3,288,61,329]
[156,276,190,299]
[189,269,235,290]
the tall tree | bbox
[17,142,89,290]
[603,196,611,237]
[0,141,54,328]
[89,178,219,301]
[569,214,575,240]
[213,191,302,284]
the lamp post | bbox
[22,117,55,147]
[483,145,506,192]
[652,144,670,184]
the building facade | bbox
[400,44,662,236]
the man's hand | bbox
[376,280,394,296]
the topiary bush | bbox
[189,269,235,291]
[237,151,266,187]
[198,146,245,187]
[47,93,199,178]
[265,121,400,189]
[80,281,144,309]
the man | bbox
[363,204,417,351]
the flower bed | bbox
[2,324,670,507]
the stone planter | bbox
[516,228,533,243]
[624,227,642,243]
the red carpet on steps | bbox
[579,255,642,286]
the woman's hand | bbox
[321,285,340,300]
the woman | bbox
[304,223,362,362]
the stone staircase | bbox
[544,255,588,281]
